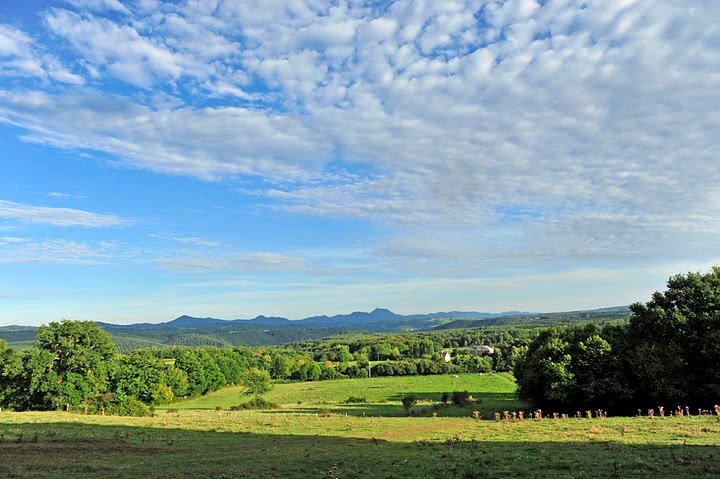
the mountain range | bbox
[0,306,630,352]
[95,308,531,332]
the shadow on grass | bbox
[1,420,718,479]
[252,392,524,418]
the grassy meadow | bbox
[169,372,522,417]
[1,373,719,478]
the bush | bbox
[401,394,417,414]
[344,396,367,403]
[75,394,150,417]
[113,396,151,417]
[451,391,471,407]
[441,392,449,404]
[230,397,278,410]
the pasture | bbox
[1,373,719,478]
[169,372,521,417]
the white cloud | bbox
[0,89,329,181]
[149,233,221,247]
[153,252,313,274]
[0,0,718,268]
[0,23,84,85]
[0,238,117,264]
[44,9,183,87]
[63,0,130,14]
[0,200,129,227]
[47,192,85,199]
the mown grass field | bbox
[1,374,719,478]
[169,372,521,417]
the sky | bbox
[0,0,718,326]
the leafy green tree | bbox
[330,344,353,362]
[111,351,168,404]
[516,327,581,409]
[516,267,720,413]
[270,355,294,379]
[164,365,189,398]
[356,354,370,370]
[25,320,118,409]
[294,360,322,381]
[626,267,720,407]
[0,340,21,408]
[241,368,272,397]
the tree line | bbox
[515,267,720,413]
[286,326,545,372]
[0,322,512,414]
[2,267,715,416]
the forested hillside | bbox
[0,306,628,352]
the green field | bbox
[1,373,719,478]
[170,373,521,417]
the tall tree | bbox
[28,320,118,409]
[627,266,720,407]
[0,340,21,408]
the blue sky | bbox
[0,0,718,325]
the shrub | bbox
[117,397,151,417]
[344,396,367,403]
[401,394,417,414]
[230,397,278,410]
[75,394,150,417]
[451,391,471,407]
[441,392,449,404]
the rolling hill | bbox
[0,306,630,352]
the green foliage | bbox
[241,368,272,397]
[401,394,417,414]
[626,266,720,407]
[230,396,277,410]
[75,393,150,417]
[372,359,459,376]
[111,351,171,404]
[0,339,21,408]
[344,396,367,403]
[164,365,189,397]
[516,267,720,413]
[452,354,492,373]
[435,307,631,330]
[451,391,471,407]
[70,393,151,417]
[25,320,117,409]
[288,326,544,374]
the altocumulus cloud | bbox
[0,0,717,267]
[0,200,129,227]
[0,237,118,264]
[152,252,314,274]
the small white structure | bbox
[476,345,495,355]
[455,345,495,356]
[440,350,452,362]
